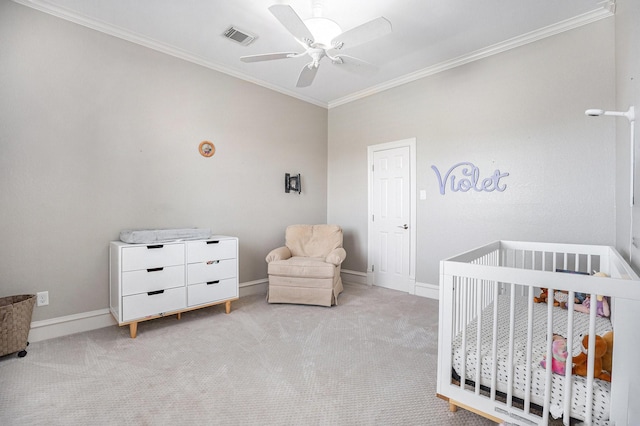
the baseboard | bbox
[28,308,117,343]
[239,278,268,297]
[415,282,439,300]
[28,279,269,343]
[341,269,368,286]
[342,269,438,300]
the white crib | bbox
[436,241,640,426]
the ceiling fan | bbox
[240,4,392,88]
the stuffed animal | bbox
[572,334,611,382]
[540,334,568,375]
[534,288,560,306]
[574,294,610,317]
[573,272,611,317]
[534,288,550,304]
[575,292,587,304]
[601,331,614,377]
[554,291,570,309]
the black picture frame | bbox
[285,173,301,194]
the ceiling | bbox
[14,0,613,108]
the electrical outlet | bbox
[37,291,49,307]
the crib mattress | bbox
[451,295,612,424]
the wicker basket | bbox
[0,294,36,358]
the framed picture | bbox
[199,141,215,157]
[285,173,301,194]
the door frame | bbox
[367,138,417,294]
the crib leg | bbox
[449,402,457,412]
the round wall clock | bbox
[199,141,215,157]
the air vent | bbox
[223,26,257,46]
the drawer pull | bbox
[147,244,164,249]
[206,280,220,285]
[206,260,220,265]
[147,267,164,272]
[206,240,220,245]
[147,290,165,296]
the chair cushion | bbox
[285,225,343,258]
[268,257,336,279]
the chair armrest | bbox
[325,248,346,266]
[266,246,291,263]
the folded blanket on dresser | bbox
[119,228,212,244]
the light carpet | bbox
[0,284,493,425]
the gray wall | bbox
[616,0,640,273]
[0,0,629,322]
[328,18,617,285]
[613,2,640,418]
[0,1,328,321]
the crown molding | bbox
[11,0,328,108]
[327,6,615,109]
[12,0,613,110]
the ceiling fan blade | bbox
[296,63,319,87]
[268,4,314,45]
[332,55,378,76]
[240,52,299,63]
[331,17,392,49]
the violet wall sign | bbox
[431,162,509,195]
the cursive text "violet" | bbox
[431,162,509,195]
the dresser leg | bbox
[225,300,231,314]
[177,312,181,320]
[129,322,138,339]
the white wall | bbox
[0,0,328,321]
[328,18,617,285]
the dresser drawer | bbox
[121,265,185,296]
[187,259,236,285]
[187,278,237,307]
[122,287,186,322]
[187,239,236,263]
[122,244,184,272]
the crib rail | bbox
[437,241,640,426]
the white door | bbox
[370,145,412,292]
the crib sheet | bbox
[451,295,612,424]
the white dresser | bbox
[109,236,238,338]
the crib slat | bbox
[474,278,482,395]
[505,284,516,407]
[585,292,598,425]
[523,286,534,414]
[460,278,468,389]
[542,288,554,422]
[563,293,576,426]
[490,284,499,401]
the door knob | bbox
[398,224,408,229]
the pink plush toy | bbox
[540,334,568,375]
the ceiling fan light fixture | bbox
[303,17,341,48]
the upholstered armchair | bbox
[266,224,346,306]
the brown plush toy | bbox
[534,288,549,304]
[601,331,614,377]
[572,334,611,382]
